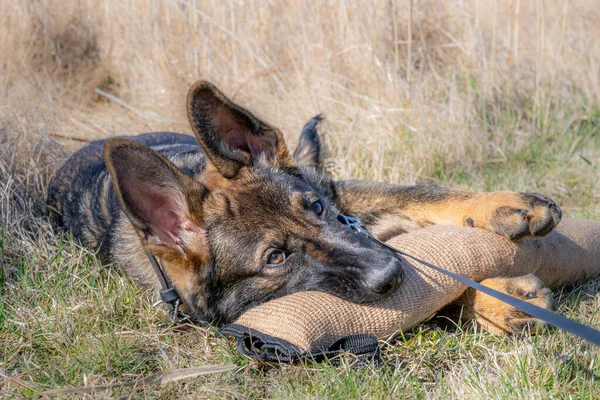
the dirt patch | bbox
[29,12,108,97]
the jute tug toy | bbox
[222,218,600,361]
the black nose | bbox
[367,260,403,296]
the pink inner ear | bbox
[126,182,185,250]
[222,128,276,163]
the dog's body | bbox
[47,132,210,291]
[47,81,562,330]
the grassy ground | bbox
[1,0,600,398]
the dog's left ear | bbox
[187,81,296,178]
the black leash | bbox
[143,249,191,324]
[337,214,600,347]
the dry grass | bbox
[1,0,599,398]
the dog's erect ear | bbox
[187,81,296,178]
[293,115,323,169]
[103,139,206,255]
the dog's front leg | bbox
[332,180,562,241]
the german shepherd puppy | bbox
[47,81,562,326]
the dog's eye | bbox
[266,250,287,266]
[309,200,324,216]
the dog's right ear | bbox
[187,81,296,178]
[103,139,207,256]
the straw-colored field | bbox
[1,0,599,397]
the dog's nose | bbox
[367,259,403,296]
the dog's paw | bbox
[455,274,555,335]
[464,191,562,240]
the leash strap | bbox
[337,214,600,347]
[143,249,191,324]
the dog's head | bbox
[104,81,404,324]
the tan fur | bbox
[370,214,423,240]
[201,161,234,191]
[404,191,558,239]
[111,216,208,304]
